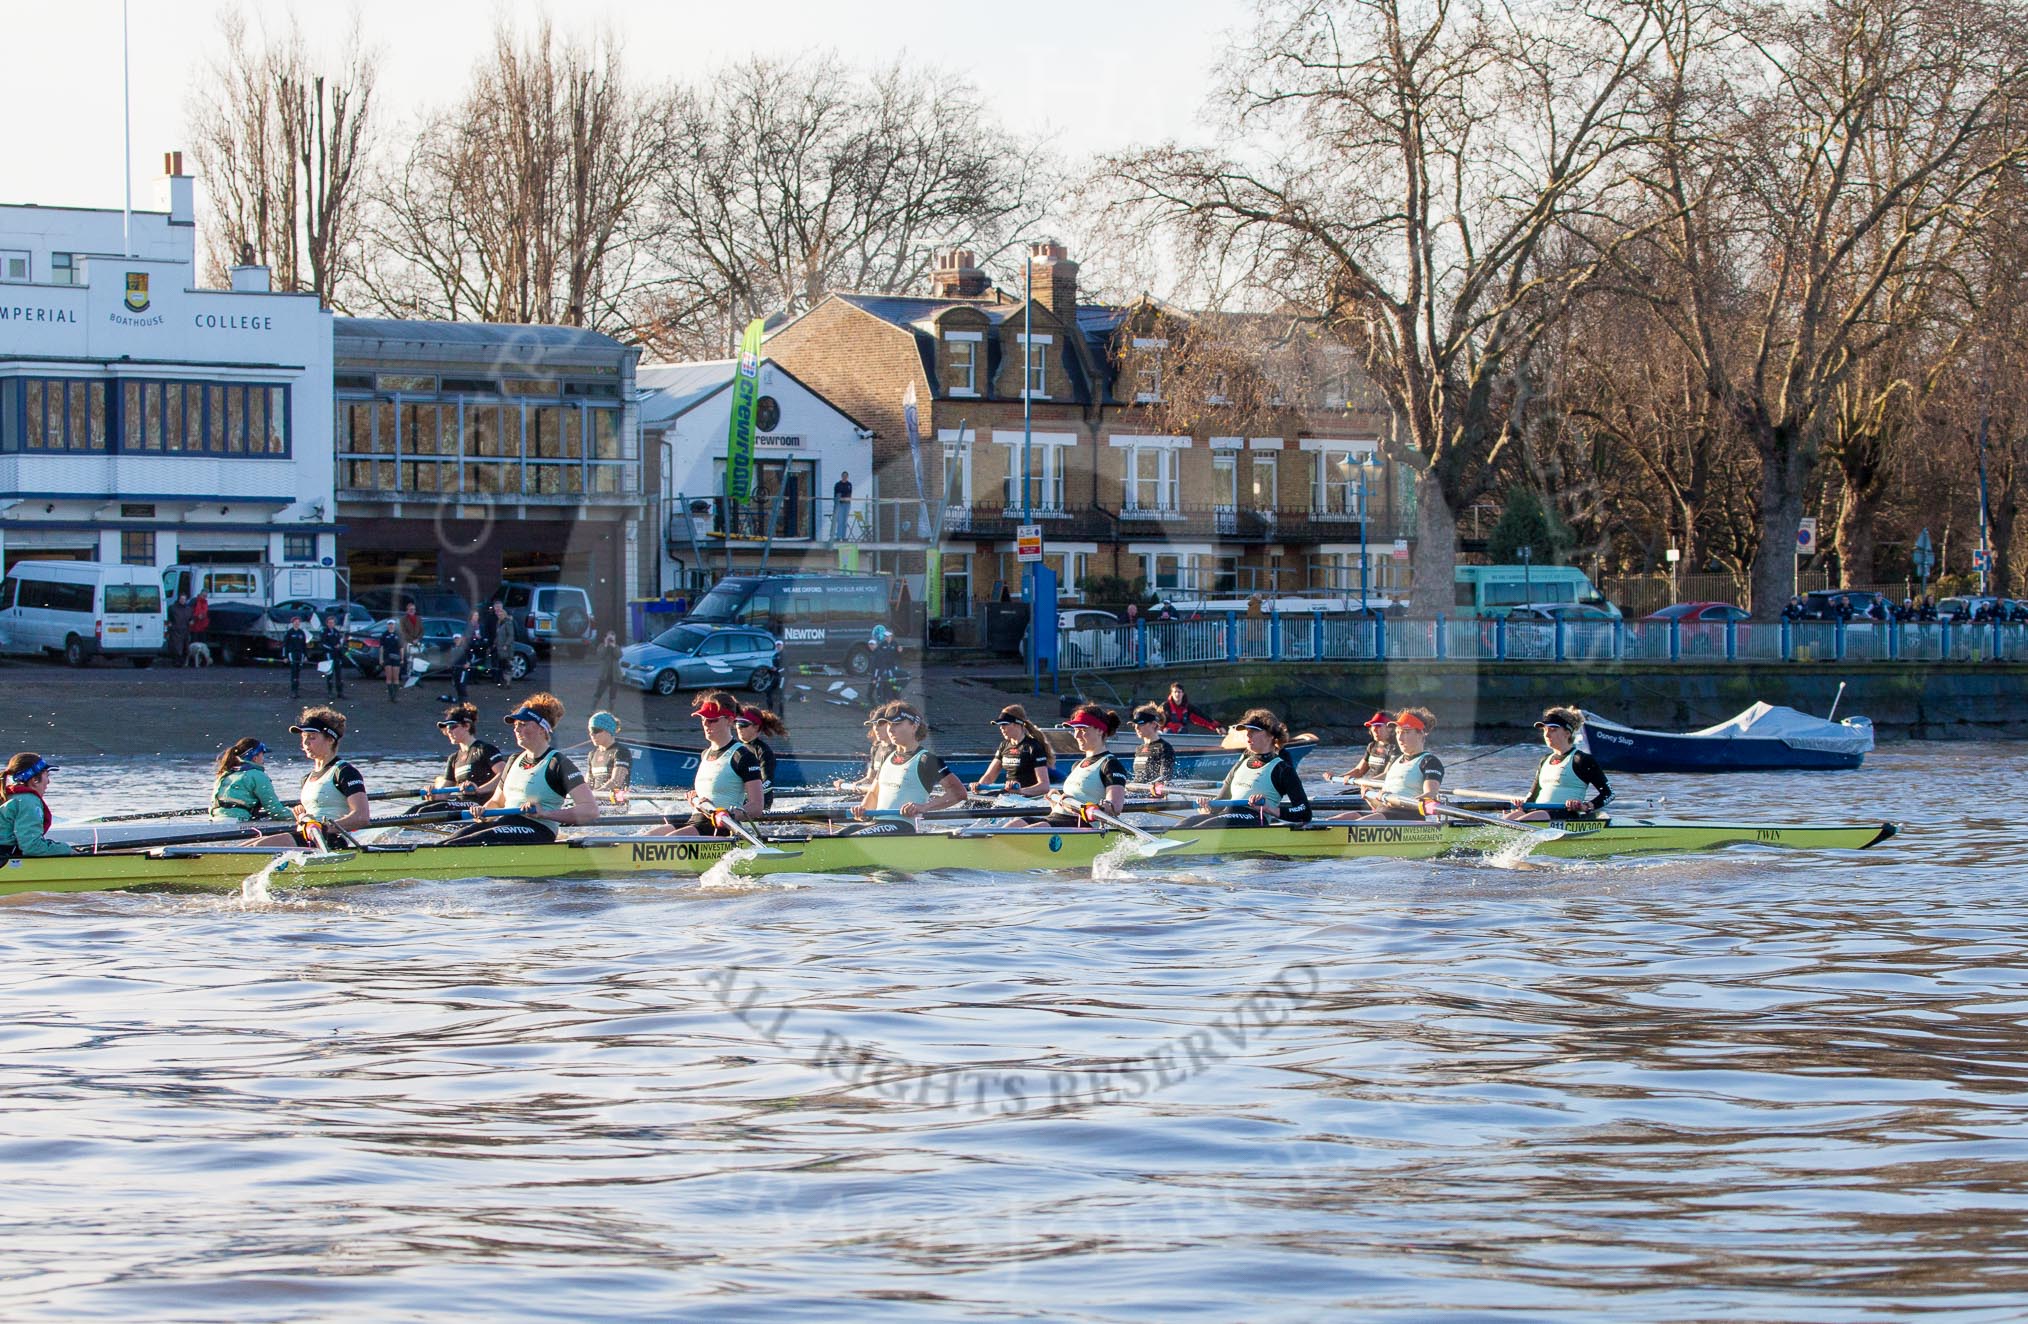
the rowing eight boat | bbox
[0,817,1899,898]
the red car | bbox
[1643,601,1750,623]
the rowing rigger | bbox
[1,816,1900,898]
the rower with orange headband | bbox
[1350,707,1444,820]
[648,690,767,837]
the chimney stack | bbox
[1028,241,1078,319]
[156,150,194,227]
[929,248,989,298]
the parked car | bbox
[1058,608,1127,668]
[1797,589,1895,621]
[1505,603,1620,625]
[355,586,472,620]
[494,582,596,656]
[195,599,372,666]
[1935,595,2028,623]
[343,616,535,682]
[0,561,164,666]
[618,624,780,697]
[1643,601,1750,623]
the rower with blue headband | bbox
[0,753,72,858]
[209,737,291,824]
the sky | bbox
[0,0,1247,214]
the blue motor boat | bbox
[1580,703,1872,774]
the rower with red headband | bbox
[1187,708,1312,827]
[1046,705,1130,828]
[1349,707,1443,820]
[733,704,787,808]
[0,753,73,858]
[1337,711,1398,785]
[649,690,767,837]
[445,692,598,846]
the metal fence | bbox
[1057,611,2028,672]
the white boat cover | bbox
[1581,702,1874,755]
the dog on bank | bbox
[184,641,214,667]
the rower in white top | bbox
[1505,707,1614,821]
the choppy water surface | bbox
[3,745,2025,1321]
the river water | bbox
[2,744,2023,1321]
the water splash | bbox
[698,844,761,890]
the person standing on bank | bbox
[832,470,853,540]
[166,591,194,666]
[591,631,622,710]
[281,616,309,699]
[442,607,486,702]
[377,623,405,704]
[318,613,348,700]
[489,601,516,687]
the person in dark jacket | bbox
[281,616,309,698]
[166,592,194,666]
[377,625,404,703]
[591,631,622,709]
[489,602,516,686]
[318,613,348,699]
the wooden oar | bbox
[1046,792,1184,854]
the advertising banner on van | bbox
[726,319,765,502]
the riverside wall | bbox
[1031,661,2028,743]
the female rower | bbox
[1187,709,1311,827]
[209,738,290,824]
[585,711,633,805]
[446,693,598,846]
[849,705,897,793]
[650,692,764,836]
[1350,708,1443,820]
[971,704,1053,799]
[0,753,72,858]
[1047,705,1129,828]
[1125,704,1177,795]
[1336,712,1397,787]
[1161,682,1224,736]
[1505,707,1613,820]
[425,703,503,811]
[252,708,371,847]
[734,705,786,807]
[849,703,967,831]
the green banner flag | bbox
[726,319,765,502]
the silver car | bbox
[619,624,781,697]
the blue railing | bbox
[1059,612,2028,672]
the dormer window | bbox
[945,331,980,396]
[1132,337,1166,403]
[1019,333,1052,400]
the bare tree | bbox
[187,9,376,305]
[1626,0,2028,614]
[635,54,1052,358]
[358,18,671,329]
[1107,0,1668,613]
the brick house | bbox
[763,243,1415,614]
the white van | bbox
[0,561,166,666]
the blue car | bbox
[619,624,781,697]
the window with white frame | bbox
[1020,335,1050,399]
[1127,445,1179,513]
[1144,552,1184,591]
[1252,454,1278,511]
[1212,453,1237,510]
[945,334,979,396]
[1073,552,1094,595]
[1002,443,1065,511]
[1314,449,1369,517]
[1132,338,1166,403]
[941,438,971,508]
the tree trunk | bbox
[1832,480,1880,589]
[1747,425,1809,618]
[1408,474,1459,618]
